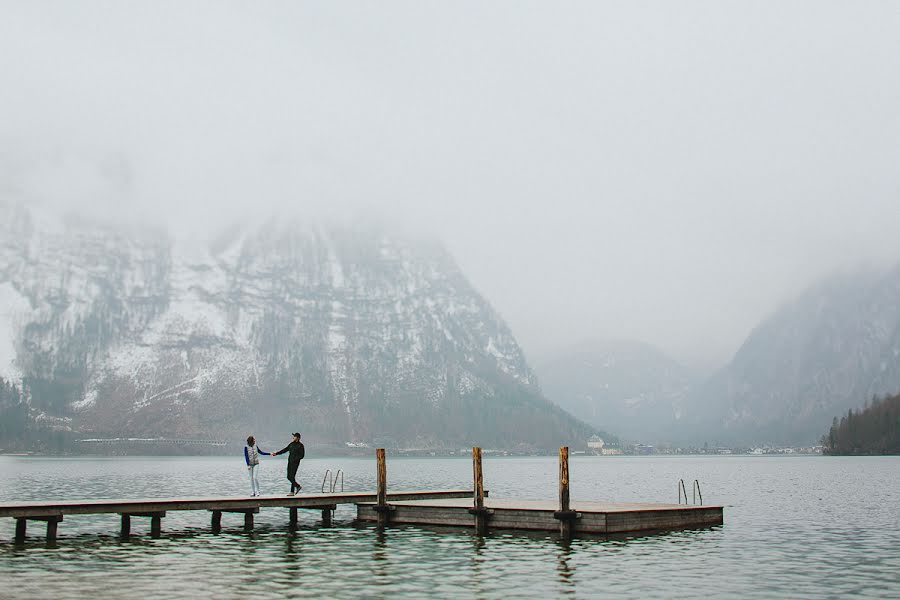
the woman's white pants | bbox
[248,464,260,496]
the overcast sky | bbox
[2,1,900,371]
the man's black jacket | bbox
[274,441,305,465]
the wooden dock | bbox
[1,446,723,544]
[0,490,475,543]
[357,498,723,534]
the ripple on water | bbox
[1,456,899,599]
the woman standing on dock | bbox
[244,436,271,497]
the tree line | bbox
[0,376,72,452]
[0,375,28,444]
[821,393,900,455]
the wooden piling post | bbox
[120,514,131,538]
[211,510,222,533]
[289,507,298,526]
[554,446,577,538]
[45,517,60,542]
[14,519,26,543]
[321,508,332,527]
[470,447,488,535]
[376,448,387,507]
[374,448,393,525]
[150,514,162,538]
[244,511,254,531]
[559,446,570,514]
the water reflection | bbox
[556,537,575,593]
[2,456,899,599]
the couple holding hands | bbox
[243,432,305,496]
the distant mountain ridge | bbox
[536,340,694,441]
[0,201,596,449]
[537,265,900,446]
[690,265,900,444]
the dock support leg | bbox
[14,519,26,544]
[121,514,131,538]
[321,508,332,527]
[211,511,222,533]
[289,507,298,526]
[559,515,572,538]
[151,515,162,538]
[244,511,254,531]
[46,517,60,542]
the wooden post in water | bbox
[470,447,488,535]
[151,514,162,538]
[45,516,60,542]
[554,446,576,538]
[211,510,222,533]
[14,519,26,543]
[243,511,254,531]
[289,507,298,526]
[120,514,131,538]
[559,446,570,514]
[374,448,391,525]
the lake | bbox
[0,454,897,598]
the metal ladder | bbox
[321,469,345,493]
[677,479,703,505]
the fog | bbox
[2,1,900,371]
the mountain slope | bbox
[0,202,595,449]
[536,340,694,441]
[692,266,900,444]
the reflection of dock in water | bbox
[1,446,722,545]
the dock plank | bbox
[0,490,475,519]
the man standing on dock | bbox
[271,432,305,496]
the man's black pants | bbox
[287,462,301,492]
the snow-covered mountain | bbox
[691,265,900,444]
[536,340,694,441]
[0,201,594,448]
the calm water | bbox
[0,454,897,599]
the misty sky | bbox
[2,1,900,371]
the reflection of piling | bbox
[469,447,489,535]
[554,446,579,538]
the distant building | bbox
[587,436,605,450]
[600,447,623,455]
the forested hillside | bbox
[822,393,900,455]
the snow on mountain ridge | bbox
[1,202,578,447]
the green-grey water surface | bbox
[0,455,898,598]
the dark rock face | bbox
[0,202,594,448]
[692,266,900,444]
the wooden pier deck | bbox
[357,498,724,534]
[0,490,475,542]
[1,446,724,544]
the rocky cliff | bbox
[692,266,900,444]
[0,202,594,449]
